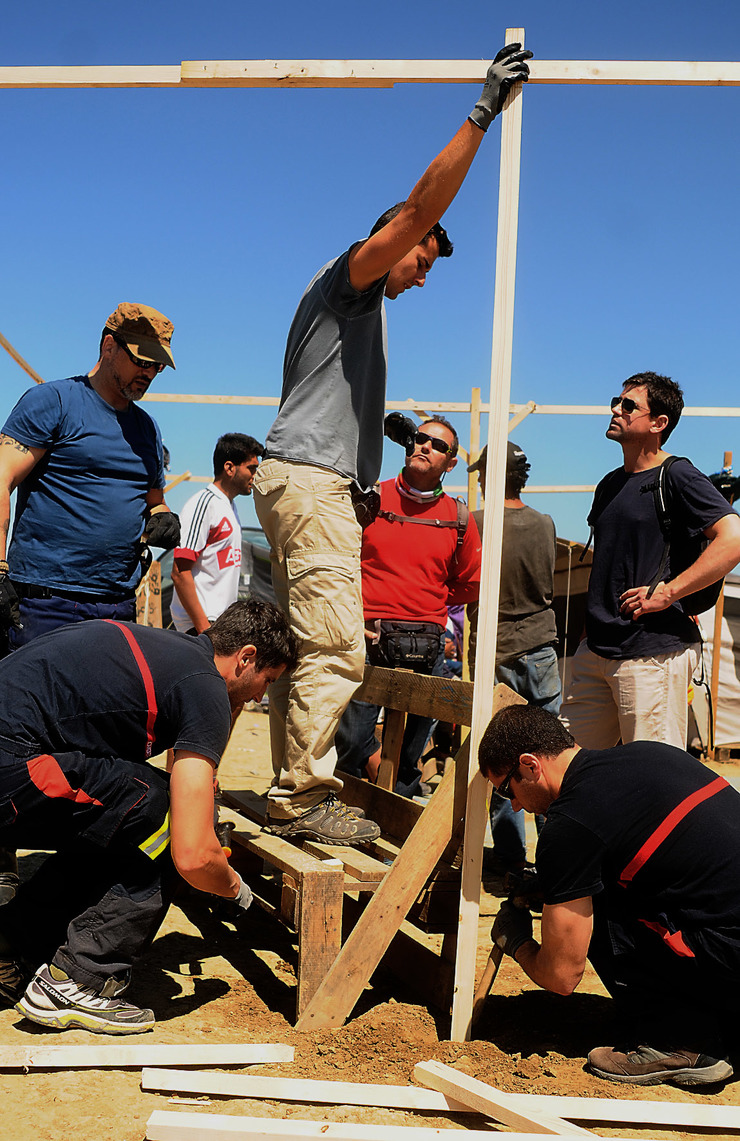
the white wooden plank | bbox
[142,1069,468,1111]
[450,25,526,1044]
[414,1060,594,1136]
[142,1069,740,1129]
[146,1113,569,1140]
[0,65,181,88]
[0,1043,292,1069]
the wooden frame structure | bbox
[6,33,740,1040]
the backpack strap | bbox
[378,497,470,565]
[645,456,688,598]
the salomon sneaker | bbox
[264,794,380,845]
[16,964,155,1035]
[588,1044,733,1087]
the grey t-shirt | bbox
[265,248,389,491]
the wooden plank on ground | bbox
[414,1060,594,1136]
[354,665,473,725]
[0,1043,293,1069]
[145,1111,511,1140]
[142,1071,740,1130]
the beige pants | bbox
[253,459,365,818]
[559,640,700,750]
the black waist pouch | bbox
[369,620,444,671]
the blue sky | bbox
[3,0,740,543]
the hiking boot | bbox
[16,963,155,1035]
[0,872,19,906]
[588,1044,733,1087]
[264,794,380,845]
[0,955,30,1006]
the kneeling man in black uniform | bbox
[0,599,297,1034]
[479,704,740,1087]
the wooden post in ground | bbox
[450,26,526,1042]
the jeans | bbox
[9,594,136,651]
[335,642,446,799]
[490,644,561,866]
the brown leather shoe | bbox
[588,1044,733,1087]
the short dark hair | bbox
[623,372,683,443]
[205,599,299,673]
[478,705,575,781]
[369,202,453,259]
[420,415,459,457]
[213,433,264,477]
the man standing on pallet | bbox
[253,44,532,844]
[334,415,481,799]
[0,302,181,651]
[560,371,740,750]
[480,705,740,1088]
[0,600,298,1034]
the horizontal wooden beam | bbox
[0,1042,292,1069]
[4,59,740,91]
[145,1111,535,1140]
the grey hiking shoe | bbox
[0,955,30,1006]
[588,1044,733,1087]
[264,794,380,845]
[0,872,19,907]
[16,963,155,1035]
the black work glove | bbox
[145,510,180,550]
[0,573,21,632]
[469,43,534,132]
[384,412,417,456]
[491,899,533,959]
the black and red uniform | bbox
[536,743,740,1051]
[0,620,231,992]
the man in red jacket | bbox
[335,416,481,797]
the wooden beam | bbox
[141,1068,740,1129]
[0,65,181,88]
[0,1043,293,1069]
[145,1111,516,1140]
[414,1060,594,1136]
[353,665,473,725]
[451,26,525,1043]
[0,329,44,384]
[296,864,344,1014]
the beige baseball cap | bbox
[104,302,176,369]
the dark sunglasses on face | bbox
[610,395,646,415]
[114,336,165,374]
[414,430,454,456]
[492,759,521,801]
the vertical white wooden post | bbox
[450,26,526,1041]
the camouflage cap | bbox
[104,302,176,370]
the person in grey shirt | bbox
[253,43,533,846]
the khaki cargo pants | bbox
[253,459,365,818]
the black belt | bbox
[12,581,134,605]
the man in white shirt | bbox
[171,434,264,634]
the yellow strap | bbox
[139,810,170,860]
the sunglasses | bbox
[114,336,166,374]
[610,395,647,416]
[492,758,521,801]
[414,430,454,456]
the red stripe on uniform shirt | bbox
[619,776,729,887]
[639,918,696,958]
[104,620,158,758]
[27,754,102,806]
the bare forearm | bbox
[0,492,9,563]
[172,564,210,632]
[514,937,585,995]
[399,121,484,244]
[663,532,740,604]
[173,837,240,898]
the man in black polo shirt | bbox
[480,704,740,1087]
[0,598,297,1035]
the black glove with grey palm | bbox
[490,899,534,959]
[469,44,534,132]
[384,412,418,456]
[145,510,181,550]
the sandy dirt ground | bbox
[2,706,739,1141]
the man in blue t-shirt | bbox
[560,371,740,751]
[254,44,533,845]
[481,705,740,1088]
[0,302,182,651]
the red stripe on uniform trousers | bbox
[639,918,696,958]
[619,776,729,887]
[104,620,158,758]
[27,754,102,806]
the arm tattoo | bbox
[0,434,29,456]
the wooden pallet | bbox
[221,668,525,1025]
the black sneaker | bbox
[0,955,30,1006]
[0,872,19,907]
[264,794,380,845]
[588,1044,733,1087]
[16,963,155,1035]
